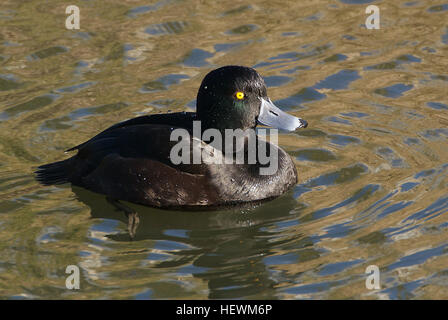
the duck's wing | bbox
[69,121,209,181]
[36,112,203,186]
[36,119,222,207]
[80,153,221,208]
[68,121,224,207]
[65,112,197,152]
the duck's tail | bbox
[35,159,71,185]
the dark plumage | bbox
[35,66,308,210]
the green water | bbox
[0,0,448,299]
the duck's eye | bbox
[235,91,245,100]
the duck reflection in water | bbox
[71,185,314,299]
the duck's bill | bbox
[257,98,308,131]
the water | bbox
[0,0,447,299]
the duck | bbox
[35,65,308,238]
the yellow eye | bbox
[235,91,245,100]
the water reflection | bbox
[71,185,311,299]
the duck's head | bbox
[196,65,308,132]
